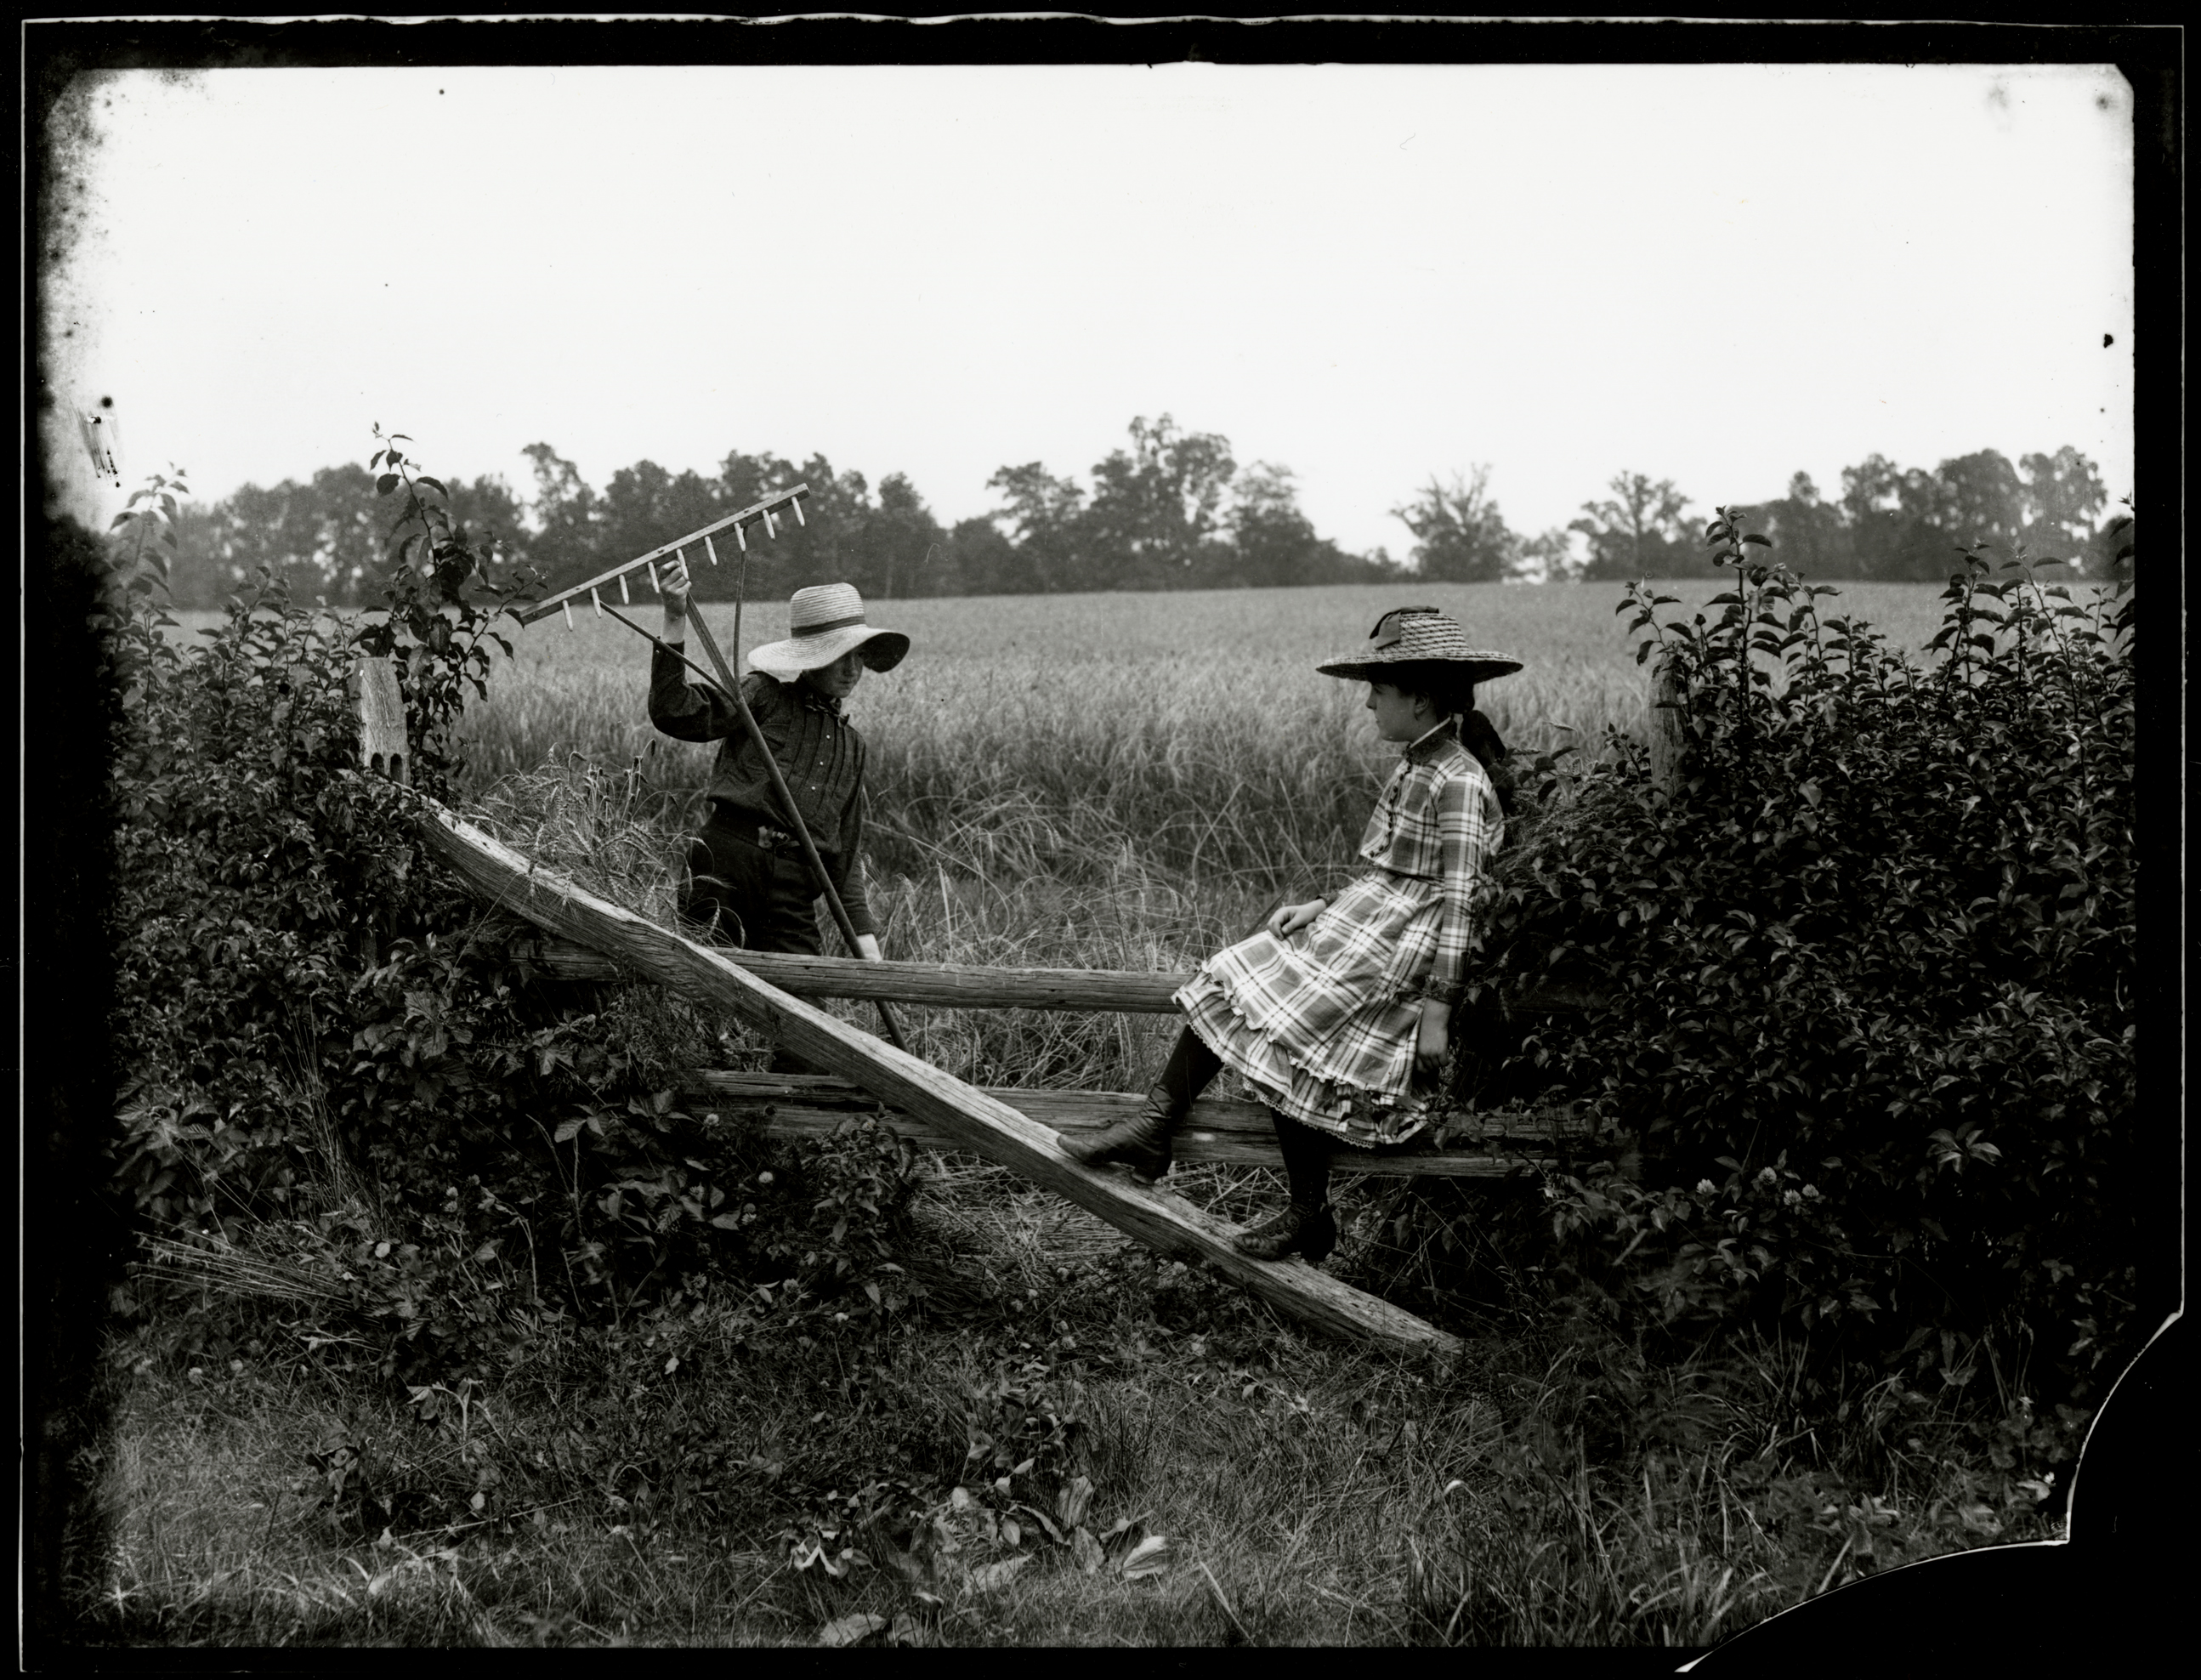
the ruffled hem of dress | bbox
[1172,968,1380,1094]
[1177,974,1434,1149]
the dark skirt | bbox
[682,809,834,1076]
[679,807,825,956]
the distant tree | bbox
[596,461,728,581]
[984,419,1399,594]
[1837,449,2036,581]
[444,474,528,574]
[704,450,862,599]
[2018,446,2107,568]
[520,441,604,581]
[1081,414,1238,590]
[1934,448,2027,555]
[1756,472,1852,578]
[1836,451,1898,530]
[714,449,808,521]
[1514,528,1578,584]
[1750,451,2108,582]
[937,514,1030,597]
[165,499,227,608]
[1840,452,1894,578]
[1838,452,1943,581]
[1228,462,1357,587]
[984,461,1087,592]
[1887,463,1971,580]
[314,463,392,602]
[163,465,528,610]
[1345,547,1415,585]
[516,444,948,604]
[195,479,308,603]
[853,471,945,600]
[1570,471,1696,580]
[1391,466,1517,583]
[187,464,385,606]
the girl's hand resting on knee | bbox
[1415,1002,1450,1080]
[1267,900,1327,940]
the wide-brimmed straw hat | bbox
[746,582,910,682]
[1315,605,1523,684]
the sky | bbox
[45,58,2135,564]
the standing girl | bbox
[1066,606,1519,1261]
[649,559,908,973]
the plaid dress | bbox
[1177,723,1502,1147]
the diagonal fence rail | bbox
[417,797,1466,1359]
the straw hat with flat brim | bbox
[1316,604,1523,685]
[746,582,910,681]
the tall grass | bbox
[464,747,1241,1094]
[446,582,1956,890]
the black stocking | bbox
[1155,1025,1222,1112]
[1269,1111,1334,1212]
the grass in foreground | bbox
[75,1155,2061,1649]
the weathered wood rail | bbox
[514,936,1608,1019]
[419,800,1467,1357]
[689,1071,1581,1178]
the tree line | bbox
[156,417,2120,609]
[1551,447,2116,584]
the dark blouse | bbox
[648,645,875,936]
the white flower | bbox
[1695,1178,1716,1195]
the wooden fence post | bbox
[355,654,407,786]
[1648,648,1686,793]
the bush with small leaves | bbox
[102,438,922,1384]
[1464,509,2136,1410]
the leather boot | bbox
[1062,1084,1179,1183]
[1063,1027,1221,1183]
[1232,1110,1338,1263]
[1232,1201,1338,1263]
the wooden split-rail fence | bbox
[360,652,1643,1359]
[509,936,1604,1177]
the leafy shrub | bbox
[100,442,921,1382]
[736,1115,927,1322]
[1468,513,2137,1407]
